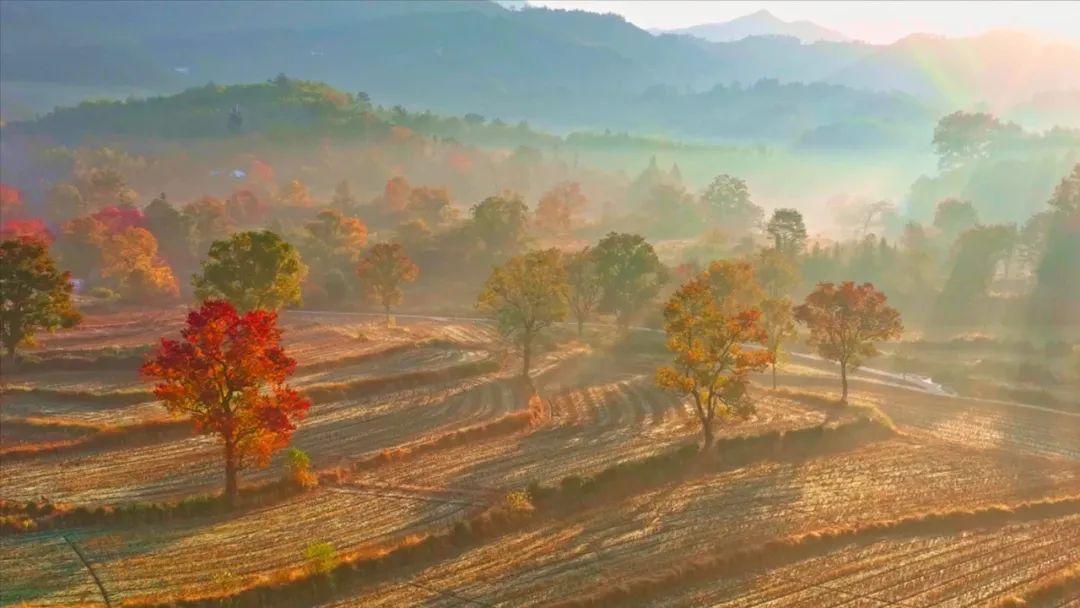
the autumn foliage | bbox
[656,261,772,447]
[356,242,419,323]
[794,281,903,402]
[141,300,310,505]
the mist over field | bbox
[1,2,1079,607]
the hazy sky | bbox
[523,1,1080,44]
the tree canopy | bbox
[765,208,807,256]
[193,230,307,312]
[142,300,309,505]
[356,242,420,323]
[794,281,903,402]
[656,261,771,447]
[476,249,568,376]
[592,232,666,330]
[0,237,81,358]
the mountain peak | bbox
[663,10,848,44]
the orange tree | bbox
[656,261,772,448]
[794,281,903,403]
[0,237,81,359]
[141,300,310,505]
[356,242,420,324]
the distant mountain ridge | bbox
[661,9,849,44]
[2,0,1077,139]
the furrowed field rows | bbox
[323,438,1080,606]
[30,308,186,353]
[0,342,494,442]
[642,514,1080,608]
[0,396,171,426]
[0,486,477,606]
[782,374,1080,461]
[0,533,103,607]
[352,380,837,493]
[0,368,535,505]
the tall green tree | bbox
[1031,164,1080,327]
[476,249,568,376]
[144,193,194,269]
[0,238,81,359]
[932,111,1018,170]
[193,231,307,312]
[935,224,1016,325]
[765,208,807,256]
[933,198,979,243]
[699,174,763,233]
[469,192,529,257]
[592,232,666,330]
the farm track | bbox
[321,438,1080,607]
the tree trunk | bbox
[224,439,239,508]
[771,362,777,390]
[576,317,584,337]
[522,334,532,378]
[840,361,849,404]
[384,303,391,327]
[701,421,714,450]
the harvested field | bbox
[778,373,1080,461]
[324,439,1080,607]
[639,513,1080,608]
[4,313,1078,608]
[0,371,530,505]
[351,379,842,493]
[0,486,478,606]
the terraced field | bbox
[325,438,1080,607]
[0,487,479,606]
[3,310,1078,607]
[353,375,838,493]
[779,372,1080,460]
[639,514,1080,608]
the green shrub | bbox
[284,447,317,489]
[304,541,338,575]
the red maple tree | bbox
[141,300,310,505]
[794,282,903,403]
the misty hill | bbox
[662,9,849,43]
[2,0,1076,139]
[8,74,936,153]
